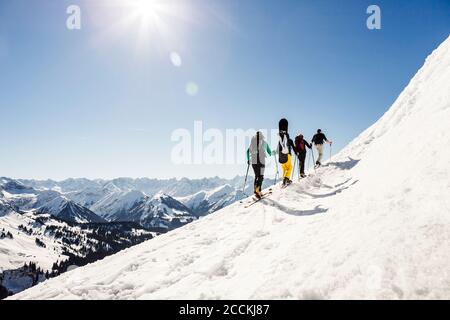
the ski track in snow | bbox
[10,35,450,300]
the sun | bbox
[132,0,164,22]
[95,0,192,55]
[124,0,182,48]
[127,0,182,28]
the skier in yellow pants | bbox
[281,154,293,181]
[278,118,297,187]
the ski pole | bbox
[274,153,279,185]
[307,150,310,171]
[311,147,316,172]
[329,142,332,162]
[242,163,250,195]
[292,154,297,181]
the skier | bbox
[246,131,274,198]
[294,133,312,178]
[311,129,331,167]
[278,119,296,187]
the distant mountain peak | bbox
[57,200,105,224]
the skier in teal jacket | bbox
[246,131,273,198]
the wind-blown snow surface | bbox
[12,36,450,300]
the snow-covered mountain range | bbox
[10,35,450,300]
[1,178,104,223]
[177,184,240,216]
[2,176,273,228]
[113,193,196,230]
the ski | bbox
[244,191,273,208]
[241,188,273,204]
[280,181,293,189]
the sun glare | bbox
[122,0,185,50]
[93,0,194,55]
[133,0,162,21]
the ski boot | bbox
[254,186,262,199]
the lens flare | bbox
[170,52,182,67]
[186,82,199,96]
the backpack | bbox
[295,136,305,152]
[278,149,288,164]
[278,133,289,164]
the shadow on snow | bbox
[262,198,328,217]
[301,180,359,199]
[326,157,361,170]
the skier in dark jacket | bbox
[294,134,312,178]
[246,131,273,198]
[311,129,331,167]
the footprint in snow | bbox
[254,230,270,238]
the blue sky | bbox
[0,0,449,180]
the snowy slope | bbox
[11,36,450,300]
[0,209,155,273]
[0,207,156,296]
[0,210,64,272]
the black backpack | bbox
[278,146,288,164]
